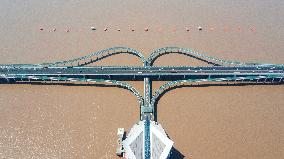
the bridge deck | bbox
[1,66,283,81]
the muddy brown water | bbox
[0,0,283,158]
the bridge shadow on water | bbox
[169,147,185,159]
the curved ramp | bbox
[39,47,148,67]
[147,47,282,67]
[151,74,284,106]
[1,74,144,107]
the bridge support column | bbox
[142,77,153,120]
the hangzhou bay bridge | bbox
[1,47,284,159]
